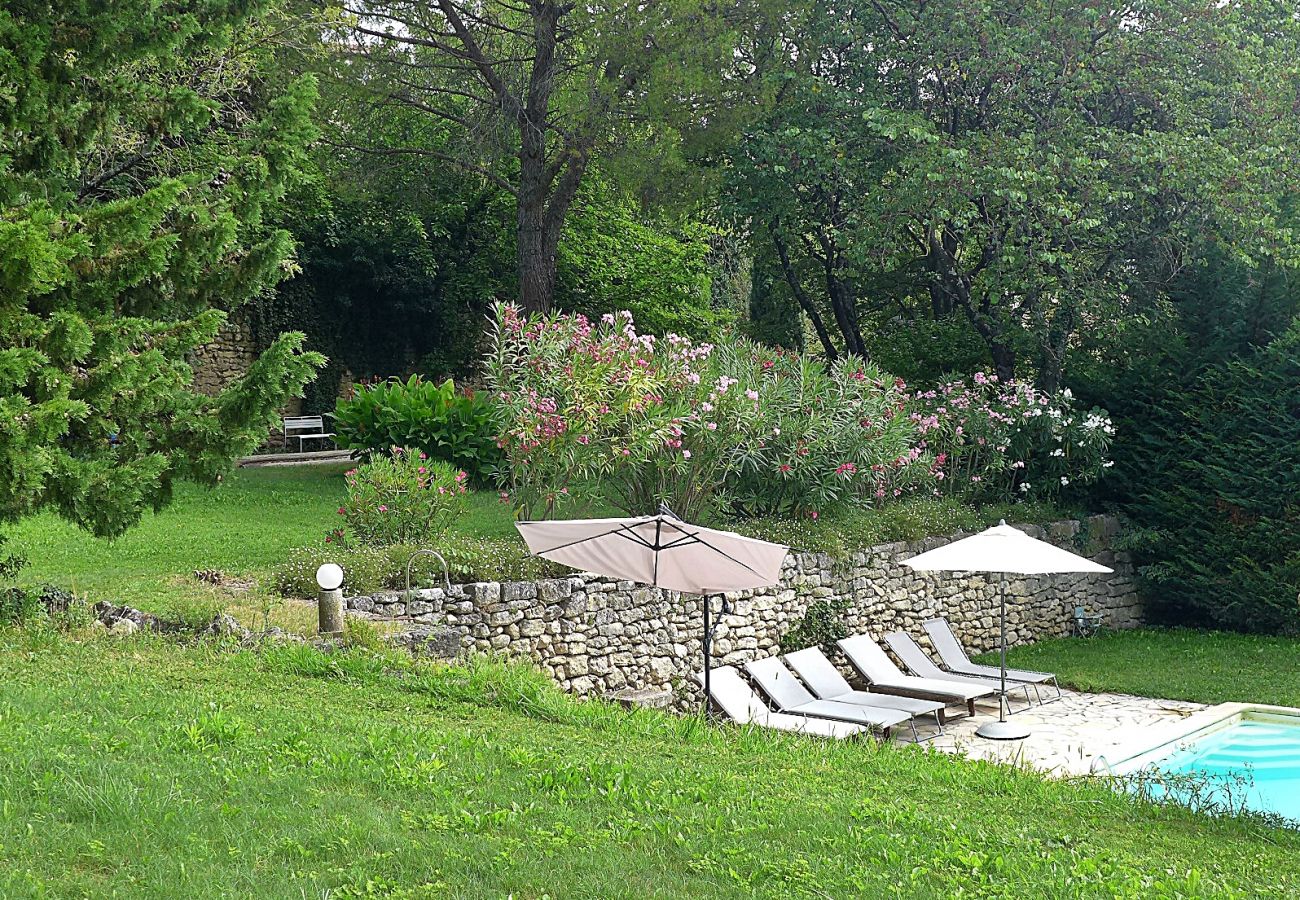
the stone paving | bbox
[909,688,1205,776]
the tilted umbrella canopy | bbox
[903,521,1112,576]
[515,514,789,594]
[902,521,1111,741]
[516,511,789,715]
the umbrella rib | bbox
[665,525,771,580]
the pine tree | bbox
[0,2,324,540]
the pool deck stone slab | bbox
[917,688,1206,776]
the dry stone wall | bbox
[346,516,1142,705]
[190,317,260,397]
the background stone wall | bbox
[190,316,262,397]
[345,516,1142,705]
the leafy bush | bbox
[779,599,850,656]
[1129,324,1300,634]
[911,374,1113,503]
[333,377,501,484]
[0,584,90,629]
[337,448,467,547]
[273,537,566,598]
[557,182,729,340]
[486,304,925,520]
[737,497,1072,558]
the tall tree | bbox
[728,1,1300,385]
[325,0,737,313]
[0,2,323,539]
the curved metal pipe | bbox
[404,548,452,603]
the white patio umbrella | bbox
[516,505,789,712]
[903,520,1112,741]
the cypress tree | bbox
[0,2,324,540]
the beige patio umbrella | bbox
[516,505,789,711]
[903,520,1112,741]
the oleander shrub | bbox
[486,303,927,520]
[333,376,501,484]
[337,448,467,547]
[911,374,1114,503]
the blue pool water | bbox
[1142,717,1300,823]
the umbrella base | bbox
[976,720,1031,741]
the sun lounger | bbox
[884,631,1034,714]
[744,657,920,741]
[922,618,1062,703]
[784,646,946,737]
[692,667,867,739]
[837,634,996,717]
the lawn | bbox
[994,628,1300,709]
[4,463,523,624]
[1,631,1296,899]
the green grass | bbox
[3,464,526,622]
[1,632,1296,899]
[996,628,1300,708]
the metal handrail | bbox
[404,548,452,602]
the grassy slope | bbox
[4,464,519,622]
[995,628,1300,709]
[0,634,1296,899]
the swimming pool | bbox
[1115,711,1300,823]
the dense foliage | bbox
[729,1,1300,385]
[1123,327,1300,634]
[487,305,927,520]
[487,305,1110,521]
[334,448,467,548]
[0,1,323,541]
[333,377,501,484]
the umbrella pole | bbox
[976,575,1030,741]
[701,592,712,718]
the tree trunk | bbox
[514,1,561,313]
[517,200,556,313]
[990,342,1016,381]
[826,270,867,360]
[772,231,838,361]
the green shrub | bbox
[1129,324,1300,634]
[338,448,466,547]
[736,497,1072,557]
[779,599,850,655]
[0,583,91,630]
[0,587,45,627]
[333,376,501,484]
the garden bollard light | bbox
[316,563,345,636]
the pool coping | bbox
[1103,702,1300,775]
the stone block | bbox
[503,581,537,601]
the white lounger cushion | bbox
[922,618,1056,683]
[885,631,1008,691]
[744,657,911,729]
[693,667,867,739]
[784,647,945,716]
[837,635,995,702]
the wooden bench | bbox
[283,415,335,452]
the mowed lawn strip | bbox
[0,635,1296,899]
[4,464,523,615]
[992,628,1300,708]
